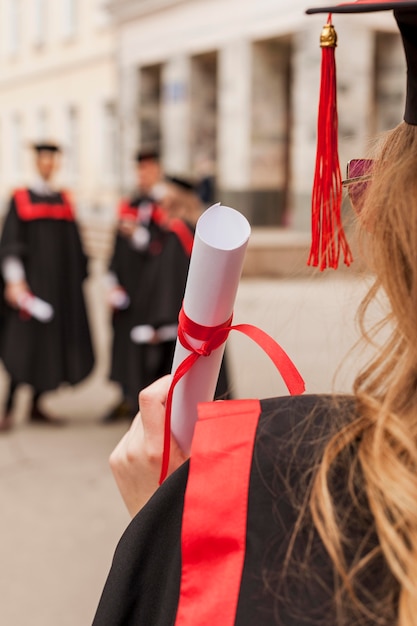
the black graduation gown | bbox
[93,394,397,626]
[0,189,94,392]
[109,198,192,401]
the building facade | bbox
[109,0,405,230]
[0,0,407,231]
[0,0,118,218]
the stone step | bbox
[78,219,362,276]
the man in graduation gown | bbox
[105,150,194,422]
[0,142,94,431]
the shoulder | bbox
[209,394,355,455]
[166,218,194,256]
[11,187,28,201]
[253,394,356,495]
[195,393,355,490]
[258,394,354,447]
[58,189,73,203]
[117,197,137,220]
[8,188,29,215]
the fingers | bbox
[109,375,180,517]
[138,374,172,445]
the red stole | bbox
[175,399,262,626]
[14,188,74,222]
[118,198,193,257]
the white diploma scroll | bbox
[131,324,178,344]
[17,293,54,323]
[109,289,130,310]
[170,203,251,454]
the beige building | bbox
[0,0,118,219]
[0,0,407,235]
[109,0,406,234]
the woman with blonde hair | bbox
[162,175,203,227]
[93,2,417,625]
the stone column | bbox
[139,64,162,149]
[375,30,406,132]
[217,39,252,219]
[290,26,322,232]
[251,38,291,226]
[118,64,140,194]
[190,52,218,176]
[337,22,375,174]
[161,55,191,175]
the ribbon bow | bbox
[160,307,305,483]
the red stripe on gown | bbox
[14,188,74,221]
[175,398,261,626]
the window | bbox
[33,0,46,47]
[62,0,77,39]
[102,101,118,183]
[11,114,23,180]
[7,0,21,56]
[66,106,79,183]
[36,108,49,140]
[94,0,110,28]
[139,64,162,148]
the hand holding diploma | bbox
[108,203,305,513]
[109,375,187,517]
[160,203,305,482]
[168,204,251,454]
[17,292,54,322]
[108,286,130,310]
[130,324,178,344]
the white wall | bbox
[0,0,118,217]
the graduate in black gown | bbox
[105,151,194,421]
[94,4,417,621]
[0,142,94,431]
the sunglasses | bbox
[342,158,374,214]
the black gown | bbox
[109,197,193,403]
[0,188,94,392]
[93,394,397,626]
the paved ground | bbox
[0,271,382,625]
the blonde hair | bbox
[163,182,202,226]
[311,122,417,625]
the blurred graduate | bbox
[0,142,94,431]
[105,151,194,422]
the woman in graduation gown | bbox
[93,2,417,624]
[0,143,94,429]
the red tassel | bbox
[308,14,353,271]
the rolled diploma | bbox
[170,204,251,454]
[17,293,54,323]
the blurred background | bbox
[0,0,405,624]
[0,0,405,227]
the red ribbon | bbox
[159,307,305,484]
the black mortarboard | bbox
[32,142,61,153]
[165,175,196,193]
[305,0,417,270]
[135,148,160,163]
[306,1,417,125]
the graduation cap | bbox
[165,175,196,193]
[135,148,160,163]
[32,142,61,153]
[305,0,417,270]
